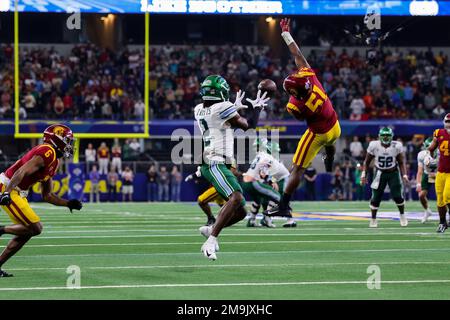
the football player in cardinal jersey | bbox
[265,18,341,218]
[428,113,450,233]
[0,124,83,276]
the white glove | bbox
[233,90,246,110]
[246,90,270,109]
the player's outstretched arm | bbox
[360,153,374,185]
[228,90,269,131]
[42,179,82,212]
[280,18,311,69]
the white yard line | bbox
[8,261,450,272]
[0,279,449,291]
[11,247,450,259]
[23,239,448,248]
[23,232,440,239]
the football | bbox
[258,79,277,96]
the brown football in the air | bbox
[258,79,277,97]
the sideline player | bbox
[265,18,341,218]
[360,127,409,228]
[195,75,269,260]
[428,113,450,233]
[416,137,437,223]
[0,124,83,276]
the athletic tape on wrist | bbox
[281,32,294,45]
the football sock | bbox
[0,226,4,236]
[280,193,291,209]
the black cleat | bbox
[206,217,216,226]
[283,219,297,228]
[322,154,334,172]
[0,269,13,277]
[436,223,448,233]
[264,205,292,217]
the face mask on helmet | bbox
[444,115,450,130]
[379,134,393,145]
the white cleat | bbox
[201,237,218,261]
[369,219,378,228]
[260,215,276,228]
[199,225,213,238]
[400,214,408,227]
[421,209,432,224]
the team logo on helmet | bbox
[53,126,66,137]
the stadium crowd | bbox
[0,43,449,121]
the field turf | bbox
[0,201,448,300]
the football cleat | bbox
[421,209,432,224]
[199,225,213,239]
[399,214,408,227]
[436,223,448,233]
[201,238,218,261]
[264,205,292,217]
[206,216,216,226]
[260,216,276,228]
[0,269,13,278]
[369,219,378,228]
[283,218,297,228]
[322,154,334,173]
[247,218,257,227]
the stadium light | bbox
[266,16,274,23]
[0,0,9,12]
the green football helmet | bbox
[423,137,433,150]
[200,75,230,101]
[267,141,281,155]
[253,138,268,153]
[379,127,394,145]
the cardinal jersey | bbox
[4,144,59,191]
[434,129,450,173]
[367,140,403,170]
[286,67,338,134]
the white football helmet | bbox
[444,113,450,131]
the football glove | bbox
[67,199,83,213]
[233,90,247,110]
[246,90,270,109]
[280,18,291,33]
[0,192,11,206]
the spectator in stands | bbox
[121,166,134,202]
[146,165,158,202]
[111,144,122,174]
[432,104,446,119]
[89,165,100,203]
[303,166,317,201]
[170,166,182,202]
[349,94,365,121]
[134,98,145,120]
[349,136,364,161]
[129,139,141,160]
[329,165,344,201]
[424,91,437,112]
[157,165,170,202]
[97,142,110,175]
[413,103,428,119]
[342,161,354,201]
[330,83,347,118]
[354,163,365,201]
[107,167,119,202]
[85,143,96,172]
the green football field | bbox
[0,201,448,300]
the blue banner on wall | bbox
[68,163,85,201]
[0,120,441,138]
[4,0,450,16]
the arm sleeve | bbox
[218,102,238,123]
